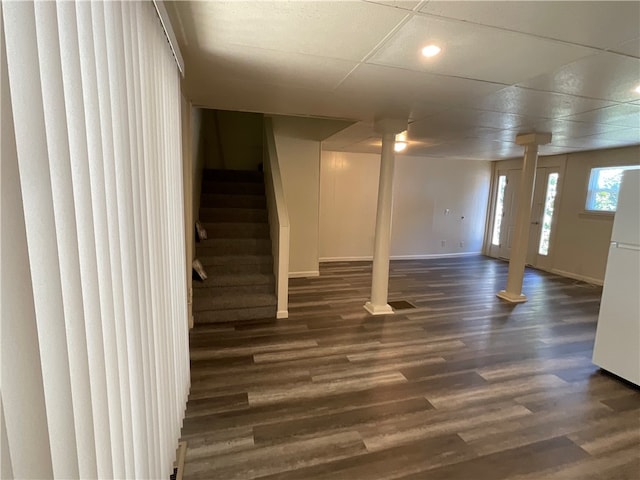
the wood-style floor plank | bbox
[180,256,640,479]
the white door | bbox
[527,168,561,270]
[489,167,561,266]
[488,169,520,259]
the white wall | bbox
[191,107,204,229]
[319,151,379,260]
[551,146,639,283]
[202,109,263,171]
[263,118,290,318]
[181,100,203,328]
[319,151,492,261]
[272,117,321,276]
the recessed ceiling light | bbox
[394,141,407,153]
[422,45,441,58]
[635,84,640,93]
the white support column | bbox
[498,132,552,303]
[365,118,407,315]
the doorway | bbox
[488,169,520,259]
[488,166,562,269]
[526,168,561,270]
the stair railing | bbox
[263,117,290,318]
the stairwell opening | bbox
[192,110,277,324]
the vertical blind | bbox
[1,1,190,478]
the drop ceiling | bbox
[167,0,640,160]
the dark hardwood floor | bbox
[180,256,640,480]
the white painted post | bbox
[365,118,407,315]
[497,132,552,303]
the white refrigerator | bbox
[592,169,640,386]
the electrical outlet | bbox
[460,241,465,248]
[441,240,446,247]
[444,208,450,215]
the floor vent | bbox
[388,300,416,311]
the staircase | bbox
[193,169,277,323]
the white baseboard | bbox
[319,252,482,263]
[319,256,372,262]
[391,252,483,260]
[551,268,603,286]
[289,270,320,278]
[276,310,289,319]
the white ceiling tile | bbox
[535,120,621,140]
[415,108,541,131]
[178,1,408,62]
[322,122,376,150]
[187,76,339,119]
[408,114,526,147]
[270,115,355,142]
[420,1,640,51]
[335,63,504,119]
[547,136,634,150]
[406,109,615,142]
[517,53,640,103]
[578,128,640,143]
[465,110,530,130]
[183,46,356,92]
[611,37,640,58]
[364,0,421,10]
[502,118,622,141]
[412,139,522,160]
[369,15,596,84]
[468,86,615,118]
[408,115,477,141]
[561,103,640,127]
[537,145,576,156]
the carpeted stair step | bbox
[198,254,273,275]
[194,293,276,312]
[194,305,278,324]
[197,238,272,256]
[201,180,265,196]
[193,282,275,297]
[200,193,266,209]
[203,169,263,183]
[199,207,268,223]
[200,261,273,276]
[203,222,270,239]
[194,168,278,324]
[192,272,274,289]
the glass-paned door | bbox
[489,169,520,259]
[527,168,561,269]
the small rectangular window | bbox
[491,175,507,246]
[538,173,559,256]
[585,165,640,212]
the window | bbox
[491,175,507,246]
[585,166,640,212]
[538,173,559,256]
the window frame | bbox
[584,165,640,214]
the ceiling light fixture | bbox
[394,141,407,153]
[635,84,640,94]
[421,44,441,58]
[394,130,408,152]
